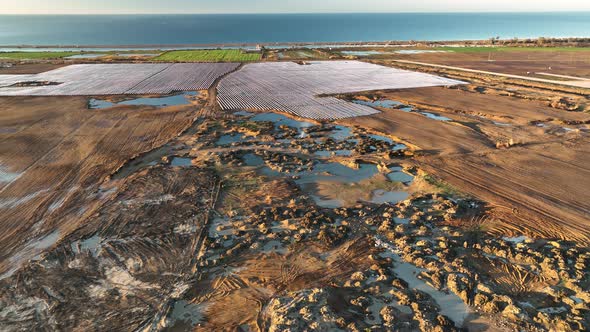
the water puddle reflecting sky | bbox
[89,91,199,109]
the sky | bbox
[2,0,590,14]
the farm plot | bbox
[154,49,261,62]
[217,61,465,120]
[0,51,81,60]
[0,63,239,96]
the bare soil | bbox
[392,50,590,78]
[0,96,200,275]
[0,63,65,74]
[0,56,588,332]
[343,85,590,242]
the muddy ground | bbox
[0,57,589,332]
[0,93,206,277]
[340,84,590,242]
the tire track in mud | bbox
[140,64,246,331]
[420,152,590,242]
[0,104,100,194]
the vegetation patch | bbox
[0,51,81,60]
[154,49,261,62]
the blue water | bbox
[0,13,588,46]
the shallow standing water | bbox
[376,238,471,327]
[89,92,198,109]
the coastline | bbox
[0,37,589,51]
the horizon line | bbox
[1,10,590,15]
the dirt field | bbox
[0,63,65,74]
[420,140,590,242]
[391,50,590,78]
[0,56,588,332]
[0,95,201,276]
[342,86,590,242]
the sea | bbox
[0,13,588,47]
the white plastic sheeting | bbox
[217,61,465,120]
[0,63,239,96]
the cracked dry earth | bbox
[0,98,589,332]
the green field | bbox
[154,49,261,62]
[0,52,82,60]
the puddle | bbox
[1,230,61,280]
[539,307,567,314]
[167,300,206,328]
[314,150,353,157]
[259,161,386,208]
[310,195,344,208]
[368,134,395,144]
[71,234,102,257]
[376,238,471,327]
[259,160,413,209]
[295,162,379,184]
[367,134,406,150]
[251,112,316,138]
[0,165,20,184]
[65,54,105,59]
[209,217,235,238]
[170,157,193,167]
[395,217,410,224]
[329,125,353,141]
[353,99,403,109]
[369,189,409,204]
[30,231,61,253]
[112,147,168,180]
[252,112,315,133]
[353,98,452,122]
[216,133,247,146]
[386,169,414,183]
[242,153,264,166]
[503,236,532,244]
[418,111,451,122]
[0,190,47,209]
[493,121,512,127]
[89,92,199,109]
[261,240,288,254]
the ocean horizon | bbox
[0,12,589,46]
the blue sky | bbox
[3,0,590,14]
